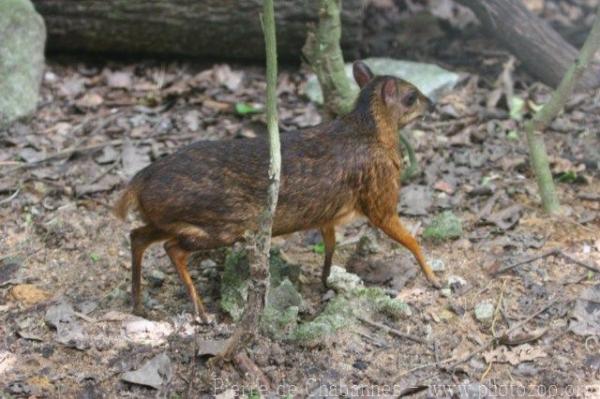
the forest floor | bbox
[1,1,600,398]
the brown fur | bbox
[115,61,440,320]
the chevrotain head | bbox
[352,60,432,129]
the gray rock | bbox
[268,278,303,311]
[430,258,445,272]
[326,266,363,293]
[474,301,495,323]
[0,0,46,127]
[305,57,459,105]
[200,259,217,269]
[45,302,75,328]
[121,352,171,390]
[147,269,166,287]
[45,302,89,350]
[447,275,467,291]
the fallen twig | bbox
[493,249,560,275]
[358,316,431,347]
[494,248,600,276]
[578,192,600,201]
[0,187,20,205]
[234,352,271,389]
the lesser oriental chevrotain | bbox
[114,60,441,322]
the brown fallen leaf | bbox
[483,344,546,366]
[499,327,548,346]
[105,70,132,89]
[10,284,52,306]
[433,180,455,195]
[485,204,523,230]
[76,92,104,108]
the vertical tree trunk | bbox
[302,0,420,181]
[524,5,600,213]
[221,0,281,359]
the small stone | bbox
[474,301,495,323]
[200,259,217,269]
[147,269,166,288]
[430,258,445,271]
[353,359,368,370]
[326,266,363,292]
[322,289,336,301]
[440,288,452,298]
[447,275,467,293]
[201,259,218,278]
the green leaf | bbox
[556,171,578,183]
[312,242,325,255]
[90,253,100,262]
[509,96,526,121]
[247,391,261,399]
[506,130,519,141]
[235,102,263,115]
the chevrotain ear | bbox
[381,79,397,105]
[353,61,374,88]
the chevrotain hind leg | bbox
[320,225,336,286]
[130,226,170,315]
[163,239,209,323]
[376,215,441,288]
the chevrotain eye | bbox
[402,91,418,107]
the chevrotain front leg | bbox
[375,215,441,289]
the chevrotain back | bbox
[115,76,425,248]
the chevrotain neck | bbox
[343,81,399,149]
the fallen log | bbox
[457,0,600,90]
[32,0,364,61]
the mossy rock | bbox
[356,287,412,320]
[220,248,301,322]
[290,295,352,346]
[291,269,411,347]
[261,304,299,340]
[221,254,412,345]
[423,211,463,241]
[0,0,46,127]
